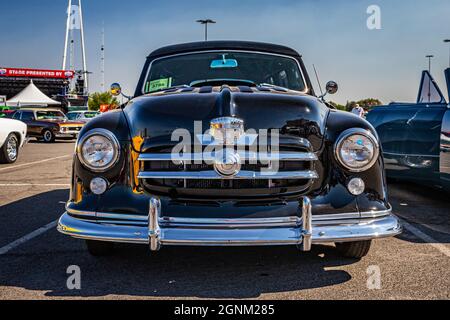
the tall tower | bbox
[100,23,105,92]
[62,0,88,95]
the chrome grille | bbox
[137,141,318,197]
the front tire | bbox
[335,240,372,258]
[42,130,55,143]
[85,240,115,256]
[0,134,19,164]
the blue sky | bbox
[0,0,449,104]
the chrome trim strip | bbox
[159,216,300,228]
[384,152,439,158]
[66,205,392,226]
[138,170,319,180]
[141,50,309,95]
[138,151,318,162]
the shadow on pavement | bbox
[0,189,69,247]
[387,181,450,245]
[0,190,360,299]
[4,243,357,299]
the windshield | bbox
[66,113,79,120]
[36,111,66,120]
[144,51,306,93]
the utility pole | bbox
[426,55,434,73]
[101,23,105,92]
[196,19,216,41]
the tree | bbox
[88,92,119,111]
[328,101,347,111]
[345,99,383,112]
[356,98,383,111]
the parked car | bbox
[58,41,402,258]
[0,118,27,163]
[367,69,450,192]
[66,111,100,123]
[12,108,84,143]
[0,109,15,118]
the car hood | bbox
[124,86,329,152]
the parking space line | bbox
[0,155,72,172]
[0,220,58,255]
[400,218,450,258]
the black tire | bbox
[85,240,115,256]
[42,129,55,143]
[0,133,19,164]
[335,240,372,258]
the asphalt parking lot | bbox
[0,141,448,300]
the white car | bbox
[0,118,27,164]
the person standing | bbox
[351,104,365,118]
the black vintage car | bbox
[58,41,401,258]
[367,69,450,192]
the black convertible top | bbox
[147,41,301,59]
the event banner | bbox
[0,67,75,79]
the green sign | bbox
[146,78,173,93]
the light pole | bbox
[426,55,434,73]
[444,39,450,68]
[196,19,216,41]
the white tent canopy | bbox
[6,80,61,107]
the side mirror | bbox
[110,83,122,96]
[326,81,338,95]
[319,81,338,101]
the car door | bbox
[20,111,39,136]
[367,71,447,183]
[440,69,450,190]
[441,110,450,183]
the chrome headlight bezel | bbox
[76,128,120,172]
[334,128,380,172]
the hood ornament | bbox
[210,117,244,146]
[210,117,244,178]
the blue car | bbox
[367,68,450,192]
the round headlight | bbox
[77,129,120,172]
[335,128,379,172]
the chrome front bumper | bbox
[58,197,402,251]
[55,133,78,138]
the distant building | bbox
[0,67,87,109]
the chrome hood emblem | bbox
[210,117,244,145]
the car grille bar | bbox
[138,151,318,162]
[138,169,318,180]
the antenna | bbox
[312,64,324,97]
[101,22,105,92]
